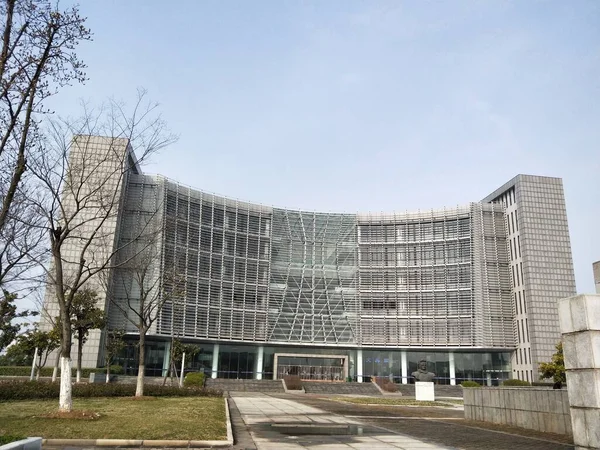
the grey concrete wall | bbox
[463,387,572,436]
[559,293,600,449]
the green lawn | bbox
[330,397,457,407]
[0,397,227,440]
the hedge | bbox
[0,380,223,401]
[460,380,481,387]
[0,366,122,377]
[0,366,94,377]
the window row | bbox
[359,242,471,266]
[165,193,270,235]
[358,218,470,243]
[165,221,271,259]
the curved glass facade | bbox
[109,175,514,351]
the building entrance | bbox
[273,353,348,381]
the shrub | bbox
[98,365,123,375]
[283,375,303,390]
[0,380,222,401]
[502,379,531,387]
[183,372,205,388]
[460,380,481,387]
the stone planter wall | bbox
[463,387,572,436]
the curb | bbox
[224,397,234,444]
[42,398,234,448]
[42,439,231,448]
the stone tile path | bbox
[232,393,453,449]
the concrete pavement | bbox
[232,393,453,449]
[230,393,574,450]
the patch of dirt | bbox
[39,410,100,420]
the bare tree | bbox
[28,90,176,411]
[108,227,184,397]
[0,186,46,291]
[0,0,90,294]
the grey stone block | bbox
[563,334,578,370]
[585,409,600,448]
[567,370,600,408]
[570,408,588,448]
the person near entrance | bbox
[412,359,436,382]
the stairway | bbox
[302,381,382,396]
[205,378,285,393]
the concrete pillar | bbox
[559,294,600,450]
[357,349,363,383]
[449,352,456,386]
[401,351,408,384]
[211,343,219,379]
[255,346,264,380]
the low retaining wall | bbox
[463,387,572,436]
[0,437,42,450]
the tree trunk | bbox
[58,287,73,411]
[59,356,72,412]
[52,350,60,382]
[136,332,145,397]
[106,364,110,383]
[76,335,83,383]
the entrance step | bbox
[302,381,382,396]
[205,378,285,393]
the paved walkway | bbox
[232,393,452,449]
[231,393,574,450]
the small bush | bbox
[502,379,531,387]
[183,372,205,388]
[0,380,222,401]
[461,380,481,387]
[99,365,123,375]
[283,375,303,390]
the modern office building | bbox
[41,136,577,385]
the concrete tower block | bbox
[559,294,600,449]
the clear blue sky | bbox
[49,1,599,293]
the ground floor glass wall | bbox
[112,337,511,384]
